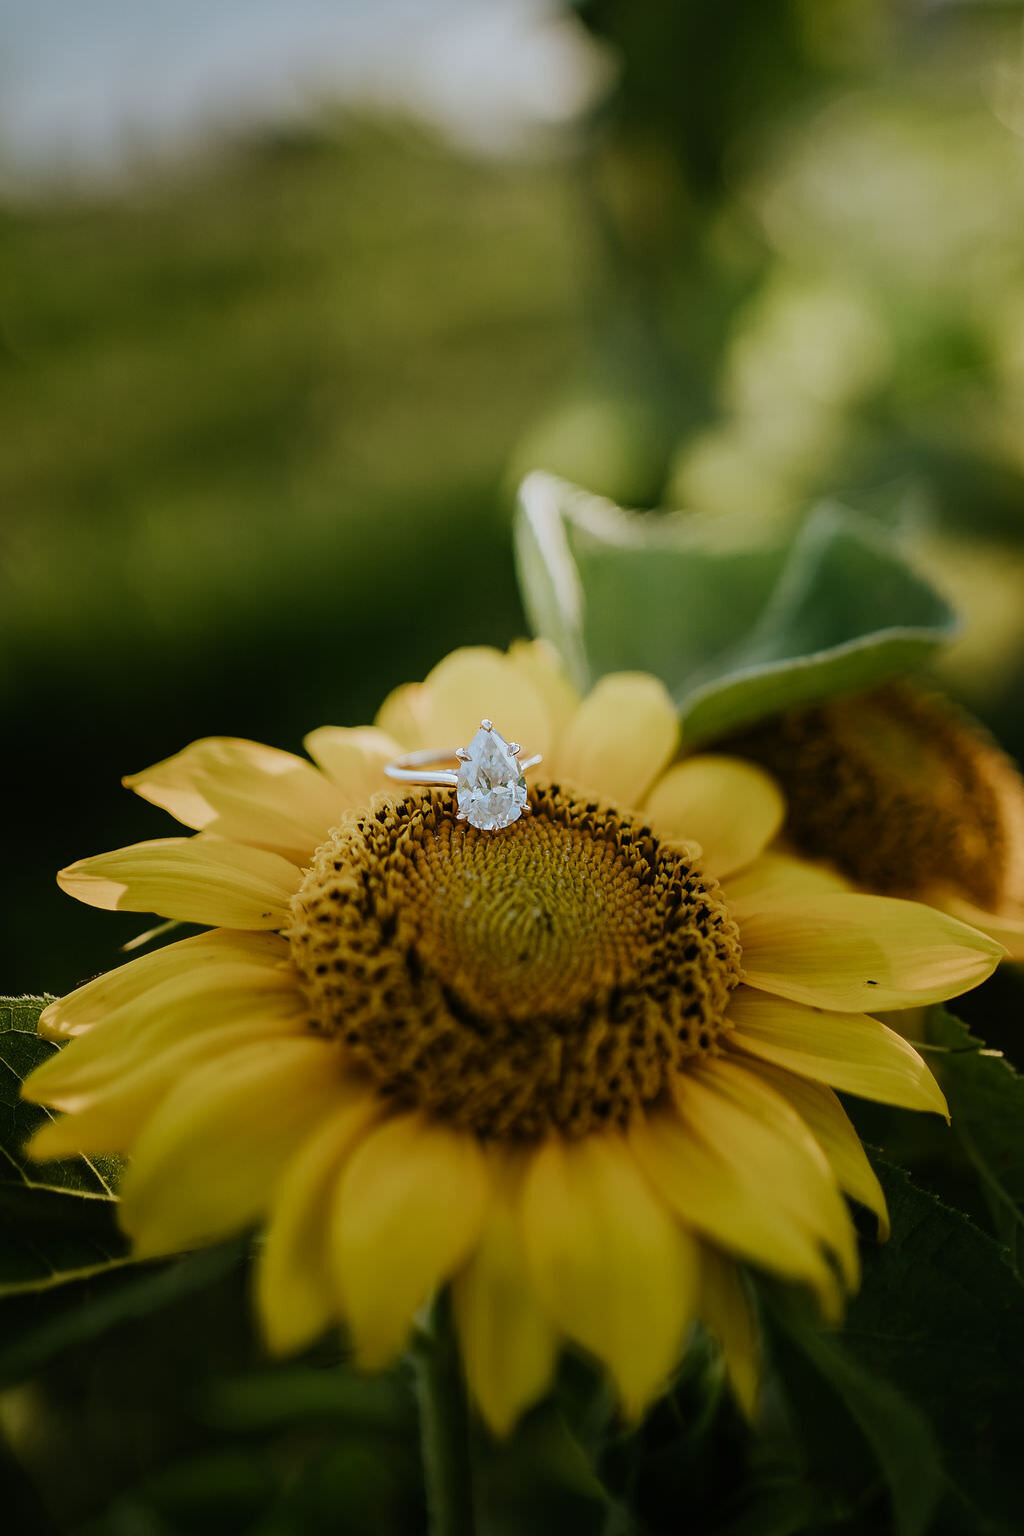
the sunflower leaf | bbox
[926,1005,1024,1269]
[849,1157,1024,1534]
[514,473,957,743]
[0,995,129,1294]
[0,1240,243,1389]
[762,1279,941,1536]
[474,1396,622,1536]
[765,1157,1024,1536]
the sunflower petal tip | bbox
[36,1000,67,1041]
[22,1123,60,1161]
[121,1222,181,1263]
[260,1317,305,1360]
[615,1384,656,1428]
[19,1072,46,1107]
[56,860,129,911]
[473,1397,519,1440]
[353,1337,402,1374]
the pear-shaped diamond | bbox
[456,724,528,831]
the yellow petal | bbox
[519,1134,697,1419]
[26,1015,308,1159]
[375,682,432,750]
[257,1088,379,1357]
[124,738,341,862]
[721,853,850,913]
[332,1114,489,1369]
[553,674,679,809]
[118,1037,344,1256]
[933,890,1024,961]
[38,930,289,1040]
[302,727,401,809]
[452,1162,560,1437]
[724,988,948,1116]
[506,639,580,748]
[24,965,306,1105]
[740,1058,889,1239]
[739,894,1004,1012]
[630,1111,841,1315]
[697,1243,759,1419]
[420,647,553,761]
[644,756,785,879]
[57,837,301,929]
[690,1058,858,1289]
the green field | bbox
[0,121,586,992]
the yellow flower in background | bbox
[725,681,1024,959]
[22,644,1002,1435]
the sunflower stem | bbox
[413,1292,476,1536]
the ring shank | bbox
[384,747,460,787]
[384,746,542,787]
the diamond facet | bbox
[456,724,528,831]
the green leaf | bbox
[87,1448,282,1536]
[474,1399,617,1536]
[763,1280,942,1536]
[514,474,957,742]
[0,1431,59,1536]
[758,1155,1024,1536]
[844,1159,1024,1535]
[0,996,129,1295]
[0,1241,243,1389]
[201,1363,414,1435]
[925,1006,1024,1269]
[0,997,120,1197]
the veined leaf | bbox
[829,1159,1023,1534]
[759,1155,1024,1536]
[514,473,957,743]
[0,1240,242,1389]
[763,1279,941,1536]
[0,996,129,1294]
[925,1006,1024,1270]
[0,996,119,1198]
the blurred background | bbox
[4,0,1024,997]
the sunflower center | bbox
[287,784,742,1138]
[726,683,1023,908]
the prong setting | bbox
[385,717,542,832]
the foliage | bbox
[0,997,127,1296]
[925,1007,1024,1272]
[515,474,956,742]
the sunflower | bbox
[725,681,1024,958]
[23,644,1002,1435]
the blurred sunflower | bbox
[23,644,1001,1434]
[726,681,1024,959]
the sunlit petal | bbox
[739,894,1003,1011]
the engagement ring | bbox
[384,719,542,831]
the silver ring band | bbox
[384,745,543,786]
